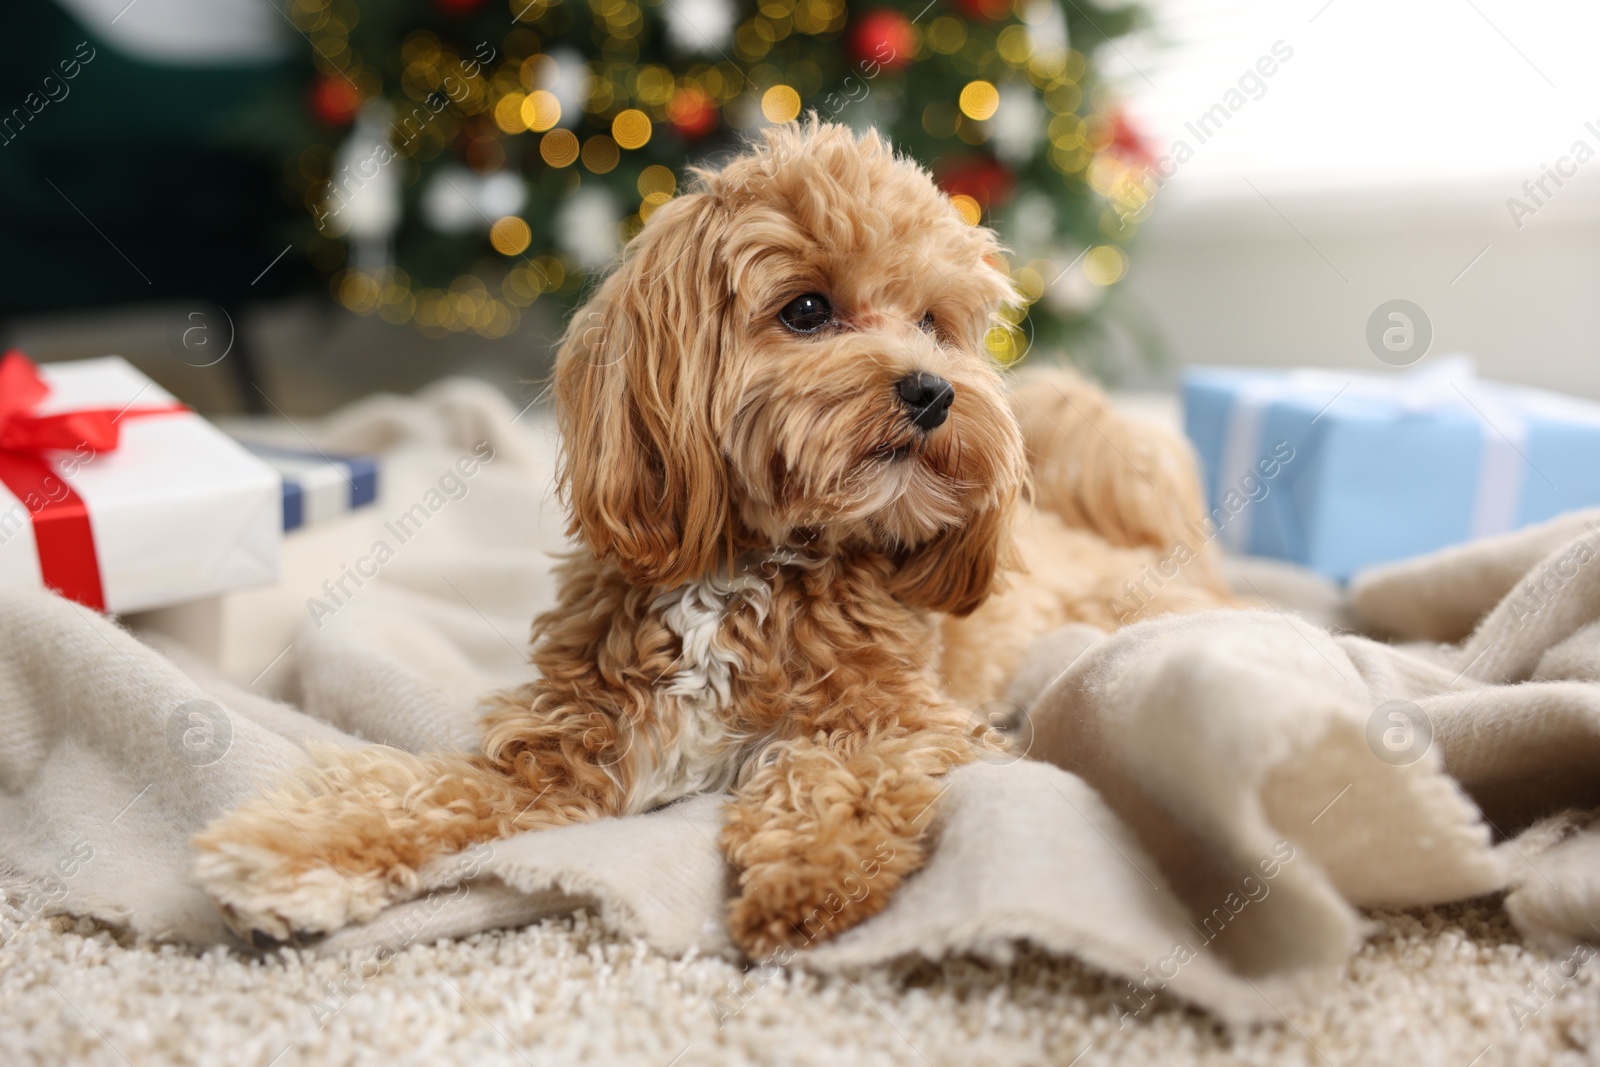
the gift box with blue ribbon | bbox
[237,442,378,533]
[1182,357,1600,581]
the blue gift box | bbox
[1182,358,1600,581]
[236,442,378,533]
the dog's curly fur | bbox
[193,121,1232,955]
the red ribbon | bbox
[0,350,188,611]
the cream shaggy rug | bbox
[2,884,1595,1066]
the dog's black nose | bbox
[895,372,954,431]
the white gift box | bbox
[0,356,280,613]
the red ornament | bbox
[434,0,486,12]
[669,88,718,139]
[308,75,361,126]
[954,0,1010,20]
[1109,108,1156,166]
[936,156,1014,210]
[848,11,914,71]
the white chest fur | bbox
[624,563,777,811]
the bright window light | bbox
[1108,0,1600,191]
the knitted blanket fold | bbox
[2,380,1596,1023]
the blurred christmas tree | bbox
[253,0,1150,365]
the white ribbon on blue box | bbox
[237,443,378,533]
[1183,356,1600,580]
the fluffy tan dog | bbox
[193,121,1230,955]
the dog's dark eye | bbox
[920,311,937,333]
[778,293,833,334]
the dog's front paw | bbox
[723,836,921,958]
[192,813,402,946]
[720,734,960,958]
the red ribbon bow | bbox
[0,350,187,611]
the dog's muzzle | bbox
[895,372,954,432]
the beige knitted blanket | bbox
[1,379,1596,1024]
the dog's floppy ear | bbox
[554,192,734,588]
[889,500,1018,617]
